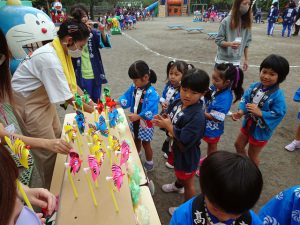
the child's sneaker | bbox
[143,162,154,172]
[162,182,184,194]
[165,161,174,169]
[163,153,168,159]
[168,207,178,216]
[285,140,300,152]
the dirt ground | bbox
[59,16,300,225]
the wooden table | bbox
[50,109,161,225]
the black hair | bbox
[272,2,278,7]
[166,60,195,80]
[260,54,289,84]
[200,151,263,214]
[181,68,210,93]
[289,1,296,8]
[128,60,157,83]
[215,63,244,103]
[57,19,90,42]
[70,3,89,22]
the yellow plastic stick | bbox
[17,180,33,210]
[107,179,119,213]
[66,167,78,199]
[94,110,98,122]
[75,138,83,156]
[84,168,98,207]
[95,179,99,189]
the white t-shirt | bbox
[12,43,73,104]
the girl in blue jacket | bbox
[118,60,159,172]
[232,54,289,166]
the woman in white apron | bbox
[11,19,94,189]
[0,29,72,188]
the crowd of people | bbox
[0,0,299,224]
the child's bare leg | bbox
[295,125,300,140]
[235,132,249,155]
[248,144,263,166]
[134,137,142,153]
[142,141,153,161]
[207,143,217,155]
[178,177,196,201]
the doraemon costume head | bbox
[0,0,56,73]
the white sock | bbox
[146,160,153,165]
[293,140,300,144]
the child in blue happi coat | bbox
[118,60,159,171]
[160,60,194,168]
[153,68,209,215]
[232,54,289,166]
[282,1,297,37]
[267,2,279,36]
[203,63,244,156]
[259,185,300,225]
[170,151,263,225]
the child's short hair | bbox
[200,151,263,214]
[260,54,289,84]
[181,68,209,93]
[166,60,194,79]
[128,60,157,83]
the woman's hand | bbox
[246,103,262,117]
[45,139,72,154]
[231,41,241,49]
[24,186,56,216]
[128,113,140,122]
[243,59,249,71]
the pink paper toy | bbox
[120,141,130,166]
[88,155,100,182]
[112,163,125,191]
[69,150,82,175]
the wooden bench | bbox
[167,24,185,30]
[207,32,218,39]
[185,27,204,33]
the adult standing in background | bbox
[70,4,111,102]
[215,0,252,71]
[292,6,300,36]
[11,19,94,189]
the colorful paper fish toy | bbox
[75,111,85,134]
[120,141,130,166]
[106,97,116,109]
[95,115,109,137]
[5,136,30,169]
[88,155,100,181]
[83,90,91,103]
[75,93,83,109]
[69,150,82,175]
[97,99,104,115]
[103,87,111,97]
[64,123,77,142]
[87,123,96,136]
[112,163,125,191]
[108,108,119,128]
[112,136,121,152]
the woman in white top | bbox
[12,19,94,189]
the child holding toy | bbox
[118,60,160,172]
[203,63,244,155]
[232,54,289,166]
[153,68,209,215]
[170,151,263,224]
[160,60,194,168]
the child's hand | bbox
[36,213,46,225]
[246,103,262,117]
[128,113,140,122]
[231,111,244,121]
[152,114,172,129]
[161,102,169,111]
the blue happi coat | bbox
[204,85,233,138]
[239,82,286,141]
[259,185,300,225]
[118,84,159,121]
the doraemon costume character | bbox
[0,0,56,73]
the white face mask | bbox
[15,206,41,225]
[67,48,83,58]
[0,54,6,66]
[240,5,250,15]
